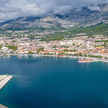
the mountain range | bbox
[0,3,108,30]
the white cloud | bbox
[0,0,107,22]
[21,4,46,16]
[54,6,72,15]
[88,6,101,11]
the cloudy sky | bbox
[0,0,107,22]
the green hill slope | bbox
[42,23,108,41]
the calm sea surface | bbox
[0,56,108,108]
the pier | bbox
[0,75,13,90]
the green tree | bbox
[7,45,17,51]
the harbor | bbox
[0,56,108,108]
[0,75,13,90]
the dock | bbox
[0,75,13,90]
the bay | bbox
[0,56,108,108]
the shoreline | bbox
[0,54,108,63]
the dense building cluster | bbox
[0,35,108,59]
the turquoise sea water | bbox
[0,56,108,108]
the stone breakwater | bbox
[0,75,13,90]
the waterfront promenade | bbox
[0,75,13,90]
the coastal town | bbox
[0,33,108,62]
